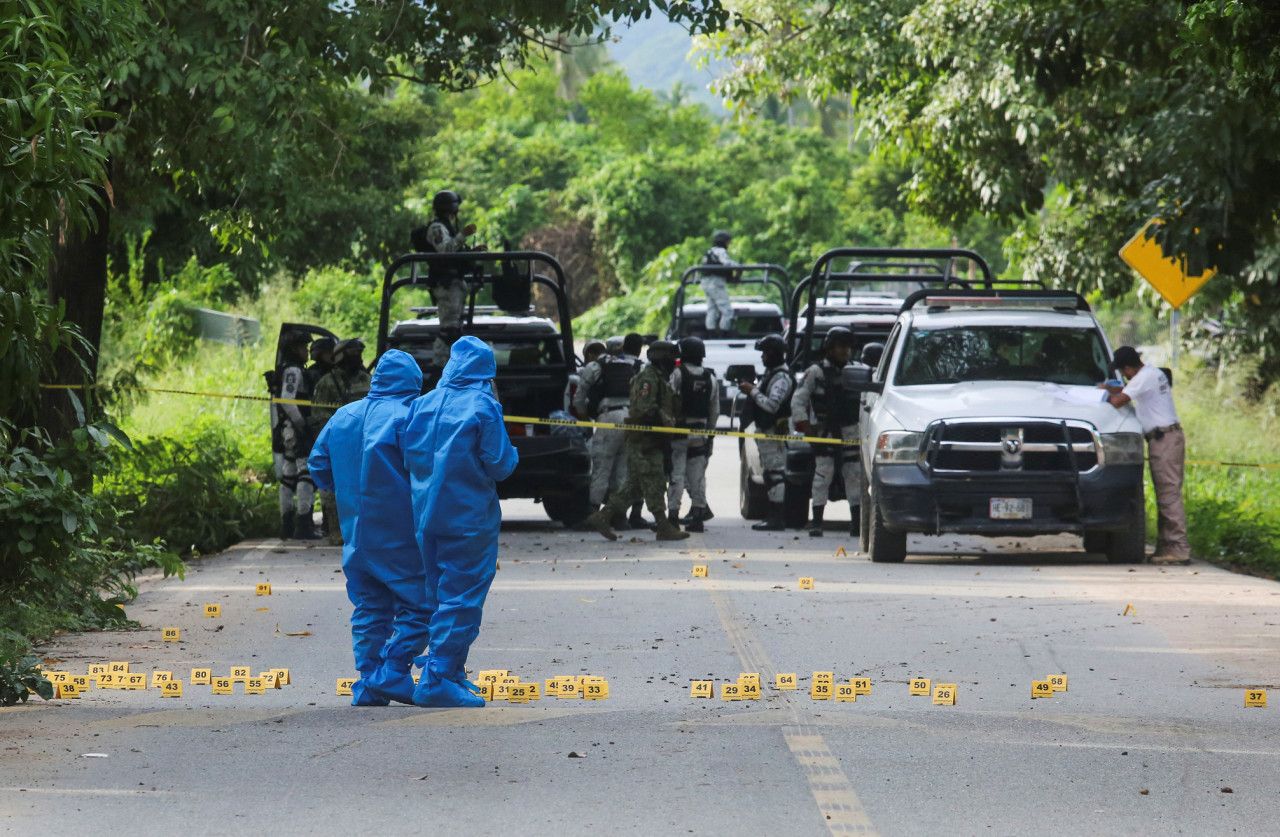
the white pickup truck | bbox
[848,289,1147,563]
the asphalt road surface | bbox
[4,448,1279,835]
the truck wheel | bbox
[1081,531,1109,555]
[740,454,766,520]
[867,494,907,563]
[783,481,810,529]
[858,478,871,549]
[543,493,592,527]
[1106,483,1147,564]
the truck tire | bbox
[784,481,810,529]
[867,491,907,563]
[1106,483,1147,564]
[740,453,766,520]
[543,493,593,527]
[858,477,871,550]
[1081,531,1109,555]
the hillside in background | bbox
[607,16,727,114]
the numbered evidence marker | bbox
[255,582,272,596]
[55,682,80,699]
[70,675,90,691]
[335,678,356,697]
[259,671,280,689]
[45,671,71,686]
[150,671,174,688]
[121,674,148,691]
[1031,680,1054,699]
[852,678,872,696]
[161,680,183,699]
[230,666,251,683]
[692,565,708,578]
[720,682,743,701]
[690,681,714,699]
[89,664,108,682]
[244,677,266,695]
[550,678,580,699]
[909,678,932,696]
[108,661,130,675]
[1245,690,1267,708]
[204,604,221,618]
[810,681,833,700]
[211,678,234,695]
[582,681,609,701]
[1048,675,1068,693]
[271,668,291,686]
[739,681,762,700]
[776,673,798,691]
[162,627,180,642]
[97,674,119,690]
[932,684,957,706]
[190,668,212,685]
[508,684,532,704]
[834,683,857,703]
[798,577,815,590]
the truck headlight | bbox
[1100,432,1144,465]
[875,431,924,464]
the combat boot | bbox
[586,509,619,542]
[684,518,705,533]
[279,513,296,540]
[681,506,713,524]
[629,503,653,530]
[295,512,322,540]
[655,516,690,541]
[668,510,681,525]
[808,504,825,537]
[751,502,786,531]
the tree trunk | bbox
[40,180,111,441]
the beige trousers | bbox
[1148,427,1190,559]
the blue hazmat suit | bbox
[399,335,518,706]
[309,350,430,706]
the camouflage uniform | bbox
[667,363,719,516]
[599,365,676,520]
[310,365,372,544]
[793,360,863,507]
[750,365,795,503]
[425,219,471,368]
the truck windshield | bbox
[895,325,1110,386]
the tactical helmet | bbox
[583,340,606,359]
[712,230,732,247]
[678,336,706,365]
[432,190,462,217]
[334,337,366,360]
[309,336,336,360]
[646,340,678,363]
[755,334,787,354]
[605,336,625,354]
[860,341,885,368]
[283,330,311,349]
[822,327,855,351]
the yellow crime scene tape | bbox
[37,382,1280,465]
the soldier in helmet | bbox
[573,334,646,530]
[309,338,373,545]
[668,336,720,532]
[740,333,795,531]
[271,330,321,539]
[792,327,865,536]
[700,230,738,338]
[306,336,338,540]
[586,341,690,542]
[411,190,483,369]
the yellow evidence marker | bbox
[852,678,872,695]
[1245,690,1267,708]
[335,678,356,697]
[70,675,90,691]
[211,678,234,695]
[256,582,272,596]
[810,680,832,700]
[122,674,148,691]
[244,678,266,695]
[162,628,180,642]
[56,683,80,699]
[909,678,932,696]
[1122,603,1136,616]
[230,666,251,683]
[259,672,279,689]
[798,577,814,590]
[690,681,714,699]
[161,681,183,698]
[475,683,495,700]
[204,604,221,618]
[583,681,609,700]
[834,683,857,703]
[932,684,957,706]
[89,664,108,680]
[190,668,212,685]
[271,668,291,686]
[151,671,173,688]
[45,672,70,685]
[720,683,742,701]
[552,679,579,699]
[1032,681,1053,699]
[109,662,130,675]
[1048,675,1068,692]
[740,681,761,700]
[692,565,708,578]
[776,673,797,690]
[508,684,531,704]
[97,674,119,690]
[738,673,760,686]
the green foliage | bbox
[0,654,52,707]
[292,265,384,343]
[98,423,276,557]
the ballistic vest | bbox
[679,366,714,423]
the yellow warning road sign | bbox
[1119,220,1216,310]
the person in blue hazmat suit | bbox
[308,349,432,707]
[400,335,519,708]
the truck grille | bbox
[927,420,1099,473]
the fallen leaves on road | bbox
[274,624,312,636]
[579,598,597,603]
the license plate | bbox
[990,498,1032,520]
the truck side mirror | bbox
[842,364,882,394]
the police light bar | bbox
[922,295,1082,311]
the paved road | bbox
[4,449,1279,835]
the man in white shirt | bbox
[1102,346,1190,565]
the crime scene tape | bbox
[38,382,1280,465]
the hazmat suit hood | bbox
[438,335,496,388]
[369,348,424,398]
